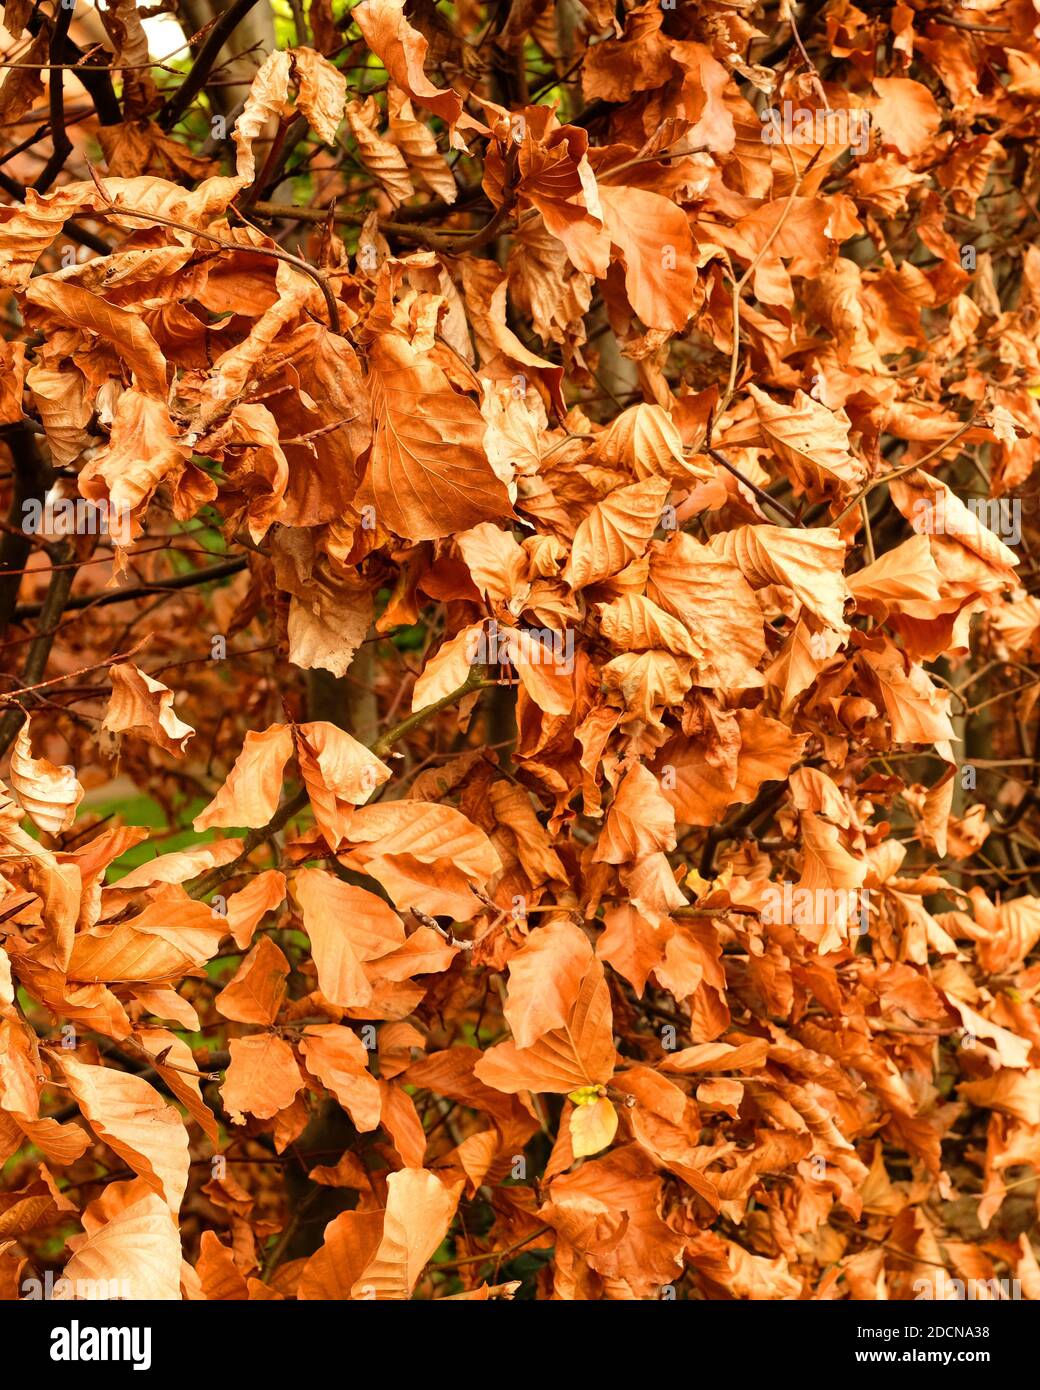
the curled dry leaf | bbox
[562,477,670,591]
[103,663,195,756]
[352,0,464,130]
[9,722,83,837]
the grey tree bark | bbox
[175,0,277,123]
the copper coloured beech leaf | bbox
[341,801,502,886]
[0,188,95,288]
[225,871,287,950]
[352,0,464,129]
[455,521,530,607]
[889,474,1020,579]
[656,710,807,827]
[562,477,671,591]
[409,625,483,711]
[594,761,677,863]
[102,662,195,755]
[194,1231,249,1301]
[846,532,944,606]
[598,184,697,331]
[293,720,392,847]
[475,957,617,1095]
[646,533,766,687]
[345,98,414,206]
[298,1210,384,1300]
[568,1091,618,1159]
[511,121,610,280]
[66,906,221,984]
[115,839,244,890]
[748,385,867,496]
[135,1027,221,1146]
[193,725,295,832]
[23,280,168,397]
[283,561,375,681]
[221,1035,305,1124]
[388,89,457,203]
[502,920,594,1048]
[348,1167,464,1300]
[597,592,698,657]
[501,626,574,716]
[289,48,347,145]
[794,811,869,953]
[78,389,190,515]
[231,49,292,184]
[601,649,694,731]
[9,721,83,836]
[64,1191,182,1301]
[298,1024,382,1132]
[709,524,851,633]
[594,402,705,482]
[58,1055,189,1212]
[361,332,513,541]
[540,1147,685,1296]
[860,641,958,752]
[870,76,942,158]
[215,936,290,1026]
[293,868,405,1009]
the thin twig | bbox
[832,408,980,528]
[85,164,342,335]
[13,557,248,622]
[706,445,802,526]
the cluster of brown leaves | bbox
[2,0,1040,1302]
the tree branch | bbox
[0,542,76,757]
[160,0,265,130]
[12,556,248,622]
[32,2,74,194]
[0,424,49,635]
[25,6,122,127]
